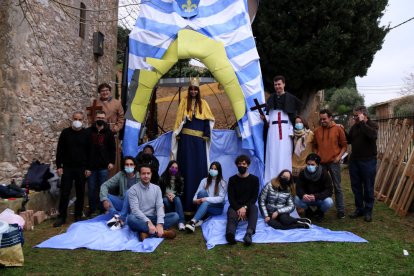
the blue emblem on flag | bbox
[173,0,200,18]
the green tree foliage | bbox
[325,78,357,103]
[253,0,388,98]
[329,87,364,114]
[164,59,212,78]
[117,26,130,64]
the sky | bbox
[356,0,414,106]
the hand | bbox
[85,170,91,177]
[334,155,342,164]
[265,216,270,223]
[194,198,203,205]
[102,200,111,211]
[167,193,175,202]
[108,163,114,170]
[57,168,63,177]
[358,113,366,122]
[156,224,164,237]
[271,211,279,220]
[303,194,314,202]
[260,114,265,121]
[237,207,247,221]
[148,221,156,234]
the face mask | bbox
[169,167,178,176]
[209,169,218,177]
[142,153,152,162]
[307,165,317,173]
[237,166,247,175]
[295,123,304,130]
[280,178,290,186]
[96,120,105,127]
[125,167,134,174]
[72,120,82,129]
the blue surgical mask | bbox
[307,165,317,173]
[295,123,304,130]
[125,167,134,174]
[209,169,218,177]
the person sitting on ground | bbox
[127,164,179,241]
[226,155,259,246]
[136,145,160,185]
[294,153,334,221]
[158,160,186,231]
[185,161,227,233]
[100,156,139,230]
[259,169,311,230]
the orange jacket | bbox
[313,122,347,164]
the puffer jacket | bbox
[259,183,294,218]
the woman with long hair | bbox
[292,116,314,178]
[185,161,227,233]
[158,160,185,230]
[259,169,311,230]
[172,78,215,213]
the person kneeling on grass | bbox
[127,164,179,241]
[158,160,186,231]
[226,155,259,246]
[185,161,227,233]
[259,169,311,230]
[100,156,138,230]
[294,153,334,222]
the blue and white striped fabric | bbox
[125,0,265,167]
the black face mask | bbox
[280,178,290,187]
[96,120,105,127]
[237,166,247,175]
[142,153,152,163]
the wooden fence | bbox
[374,117,414,216]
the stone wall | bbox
[0,0,118,182]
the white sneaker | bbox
[185,222,195,233]
[178,223,185,231]
[195,220,204,227]
[109,221,122,231]
[106,214,120,228]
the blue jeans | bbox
[87,169,108,212]
[108,193,130,221]
[163,196,185,224]
[192,190,224,222]
[127,213,179,234]
[322,163,345,213]
[294,195,333,213]
[349,158,377,215]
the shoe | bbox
[106,214,120,228]
[225,232,236,245]
[243,233,252,246]
[162,229,176,239]
[297,221,311,229]
[349,210,364,219]
[139,232,150,241]
[364,214,372,222]
[305,208,314,218]
[337,211,345,219]
[185,221,195,233]
[314,209,325,222]
[53,217,66,227]
[109,221,122,231]
[195,219,204,227]
[178,223,185,231]
[297,218,312,224]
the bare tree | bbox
[400,72,414,95]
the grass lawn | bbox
[3,169,414,275]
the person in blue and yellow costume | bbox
[171,77,215,213]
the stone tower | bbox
[0,0,119,182]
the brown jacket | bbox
[313,122,347,164]
[97,97,125,133]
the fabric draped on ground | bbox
[35,214,163,253]
[201,206,367,250]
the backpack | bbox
[23,160,54,191]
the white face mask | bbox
[209,169,218,177]
[72,120,83,129]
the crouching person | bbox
[127,165,179,241]
[259,170,311,230]
[226,155,259,246]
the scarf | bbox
[303,165,323,182]
[293,129,308,157]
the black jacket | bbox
[56,127,91,169]
[87,124,116,170]
[296,168,333,201]
[265,91,302,125]
[348,119,378,160]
